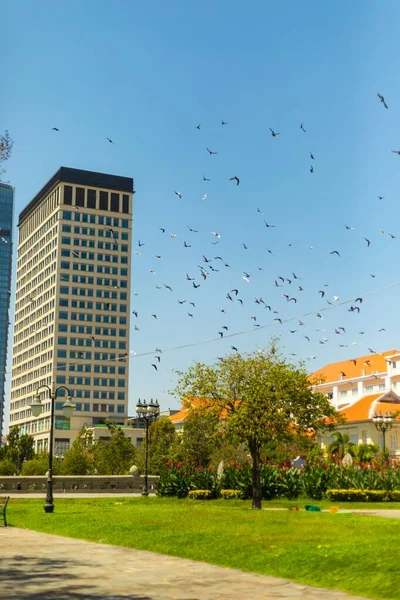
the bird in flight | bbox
[377,93,388,109]
[264,221,275,228]
[174,191,182,199]
[52,127,59,131]
[106,137,115,144]
[345,225,355,230]
[363,238,371,247]
[195,124,201,129]
[151,364,158,370]
[269,128,280,137]
[330,250,340,256]
[300,123,306,132]
[206,147,218,155]
[203,175,211,181]
[310,165,314,174]
[229,176,240,186]
[184,241,191,248]
[221,119,228,126]
[310,152,315,160]
[392,150,400,155]
[377,196,385,200]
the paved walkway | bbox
[0,528,370,600]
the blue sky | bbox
[3,1,400,419]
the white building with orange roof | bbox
[312,349,400,456]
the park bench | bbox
[0,496,9,526]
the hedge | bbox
[327,489,400,502]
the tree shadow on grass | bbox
[0,556,152,600]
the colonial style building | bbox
[312,349,400,456]
[9,167,134,453]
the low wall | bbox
[0,475,158,493]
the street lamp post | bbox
[373,412,394,455]
[136,398,160,496]
[30,383,75,513]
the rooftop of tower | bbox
[18,166,134,225]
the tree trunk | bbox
[249,438,262,510]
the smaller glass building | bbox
[0,183,14,441]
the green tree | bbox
[180,410,221,466]
[328,431,356,460]
[2,426,35,473]
[61,429,96,475]
[147,417,177,474]
[174,345,338,509]
[94,423,136,475]
[21,453,61,475]
[354,443,380,463]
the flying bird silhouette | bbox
[229,176,240,186]
[377,93,388,109]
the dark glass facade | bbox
[0,184,13,440]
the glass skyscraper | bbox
[0,183,14,441]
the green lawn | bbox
[7,497,400,600]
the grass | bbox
[7,496,400,600]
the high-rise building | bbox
[0,183,14,441]
[10,167,134,453]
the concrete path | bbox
[0,527,370,600]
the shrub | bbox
[327,489,400,502]
[188,489,212,500]
[281,467,303,499]
[0,459,16,475]
[220,489,243,499]
[156,461,194,498]
[261,464,284,500]
[220,462,252,499]
[302,463,333,499]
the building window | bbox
[99,191,108,211]
[340,390,348,397]
[352,388,358,395]
[63,211,72,220]
[390,434,397,450]
[117,405,125,414]
[76,187,85,207]
[122,195,129,214]
[64,186,73,205]
[365,385,373,393]
[378,383,386,391]
[87,189,96,209]
[362,430,368,444]
[110,193,119,212]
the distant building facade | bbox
[0,183,14,442]
[9,168,134,453]
[312,349,400,456]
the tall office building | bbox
[0,183,14,441]
[9,168,134,453]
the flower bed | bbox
[156,458,400,500]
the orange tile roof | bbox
[311,349,399,384]
[169,397,212,423]
[339,392,400,422]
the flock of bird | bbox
[53,94,398,376]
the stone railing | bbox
[0,475,158,493]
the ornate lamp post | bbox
[136,398,160,496]
[30,383,75,513]
[372,412,394,455]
